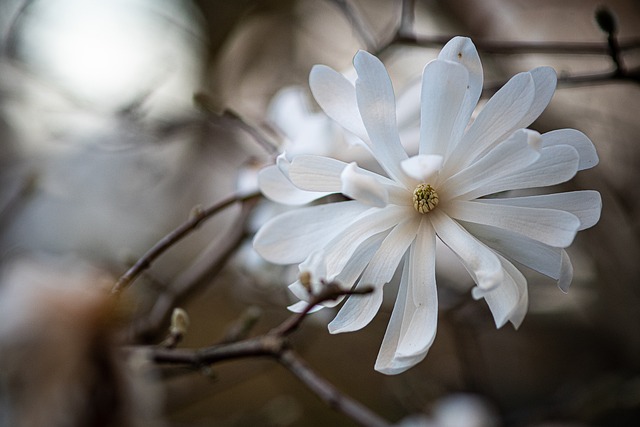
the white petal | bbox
[400,154,443,182]
[353,50,410,185]
[341,162,389,207]
[517,66,557,128]
[479,191,602,231]
[463,221,562,280]
[445,72,535,172]
[258,165,329,205]
[541,129,599,170]
[430,210,503,290]
[476,254,528,329]
[375,257,412,374]
[309,64,368,141]
[437,37,483,148]
[324,205,408,278]
[461,144,579,200]
[288,155,346,192]
[447,200,580,248]
[396,220,438,358]
[328,218,419,333]
[419,59,469,156]
[439,129,541,200]
[253,201,369,264]
[558,249,574,293]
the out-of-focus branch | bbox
[148,283,388,427]
[112,191,260,295]
[330,0,640,92]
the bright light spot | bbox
[18,0,204,112]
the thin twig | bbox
[111,191,261,294]
[393,33,640,55]
[277,349,390,427]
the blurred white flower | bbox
[254,37,601,374]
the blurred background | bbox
[0,0,639,426]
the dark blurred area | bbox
[0,0,639,426]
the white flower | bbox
[253,37,601,374]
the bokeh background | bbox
[0,0,639,426]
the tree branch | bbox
[146,283,388,426]
[112,191,260,295]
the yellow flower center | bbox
[412,184,439,214]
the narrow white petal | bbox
[558,249,574,293]
[477,254,528,329]
[353,51,411,185]
[517,66,557,128]
[341,162,389,207]
[419,59,469,156]
[328,218,418,333]
[437,37,483,148]
[541,129,599,170]
[324,205,408,278]
[447,200,580,248]
[309,64,368,141]
[463,221,562,280]
[400,154,443,182]
[253,201,369,264]
[396,220,438,358]
[445,72,535,172]
[461,144,579,200]
[375,257,412,375]
[258,165,329,205]
[430,210,503,290]
[479,191,602,231]
[439,129,541,200]
[288,155,346,192]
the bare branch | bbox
[144,283,388,426]
[277,349,390,427]
[112,191,261,295]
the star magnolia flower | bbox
[253,37,601,374]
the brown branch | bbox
[393,32,640,56]
[277,349,390,427]
[146,283,388,426]
[111,191,261,295]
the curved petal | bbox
[445,72,535,173]
[375,257,413,374]
[430,210,503,290]
[341,162,389,207]
[354,50,411,185]
[324,205,408,278]
[558,250,574,293]
[461,145,579,200]
[541,129,599,170]
[475,254,528,329]
[479,191,602,231]
[309,64,368,141]
[288,155,346,192]
[253,201,369,264]
[462,221,562,280]
[290,232,387,308]
[396,220,438,358]
[447,200,581,248]
[328,218,419,333]
[258,165,330,205]
[419,59,469,156]
[438,36,483,149]
[439,129,541,200]
[517,66,557,128]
